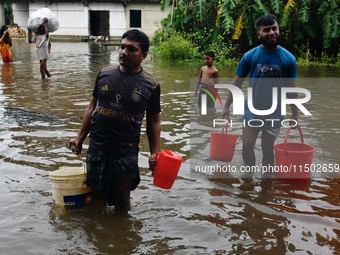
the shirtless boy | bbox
[195,51,219,108]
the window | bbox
[130,10,141,28]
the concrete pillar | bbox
[0,2,5,25]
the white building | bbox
[12,0,168,40]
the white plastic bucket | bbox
[49,167,93,208]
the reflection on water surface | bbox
[0,40,339,254]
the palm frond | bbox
[216,0,222,24]
[243,10,255,46]
[232,12,244,40]
[254,0,269,14]
[161,0,172,12]
[220,0,237,33]
[281,0,295,27]
[330,11,340,38]
[303,24,316,38]
[271,0,281,14]
[199,0,204,21]
[299,0,310,23]
[318,1,329,13]
[323,12,331,49]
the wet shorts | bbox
[263,127,280,137]
[198,90,216,108]
[86,140,140,206]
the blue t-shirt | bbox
[236,45,297,127]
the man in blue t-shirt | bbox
[68,29,161,210]
[222,14,298,167]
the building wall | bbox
[83,1,126,37]
[12,3,29,30]
[12,1,167,39]
[125,3,166,38]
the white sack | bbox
[28,8,59,33]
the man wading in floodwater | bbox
[68,29,161,211]
[222,14,299,167]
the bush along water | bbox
[152,33,200,61]
[151,29,239,65]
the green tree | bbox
[4,3,14,25]
[158,0,340,58]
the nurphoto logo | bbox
[200,83,311,127]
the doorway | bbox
[89,10,109,37]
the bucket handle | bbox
[283,125,304,155]
[60,151,86,173]
[221,122,228,134]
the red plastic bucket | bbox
[274,126,315,179]
[153,150,183,189]
[210,124,238,162]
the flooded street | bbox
[0,39,339,254]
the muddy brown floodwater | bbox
[0,39,339,254]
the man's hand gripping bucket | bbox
[274,125,315,179]
[210,123,238,162]
[153,150,183,189]
[49,155,93,208]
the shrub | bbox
[152,34,200,60]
